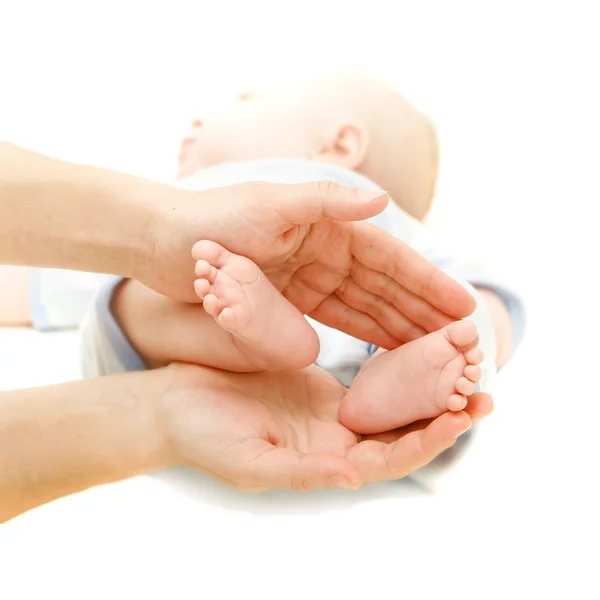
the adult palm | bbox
[160,363,493,491]
[148,181,475,349]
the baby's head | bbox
[178,71,438,220]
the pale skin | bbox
[178,71,440,221]
[0,363,493,522]
[0,145,475,344]
[114,245,487,433]
[186,243,507,435]
[0,266,30,327]
[176,70,513,366]
[0,143,483,522]
[1,71,512,363]
[191,250,509,433]
[339,322,485,433]
[107,71,512,433]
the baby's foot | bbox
[339,321,484,434]
[193,240,319,370]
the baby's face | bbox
[178,89,320,178]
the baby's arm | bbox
[0,267,31,327]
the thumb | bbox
[249,443,362,491]
[347,411,472,483]
[264,181,389,224]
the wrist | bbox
[87,166,163,282]
[128,367,178,472]
[153,363,223,470]
[139,186,202,300]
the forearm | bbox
[0,369,171,523]
[475,287,513,369]
[0,143,170,279]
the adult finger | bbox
[350,261,455,333]
[288,263,426,347]
[265,181,389,225]
[335,276,428,345]
[309,294,402,349]
[350,221,477,320]
[346,411,472,483]
[248,442,362,491]
[364,392,494,445]
[465,392,494,423]
[275,264,406,349]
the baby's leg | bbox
[339,321,484,434]
[193,240,319,370]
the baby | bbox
[178,71,438,221]
[84,71,521,437]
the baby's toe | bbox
[194,278,212,301]
[217,307,237,328]
[465,347,484,365]
[202,294,222,317]
[195,260,218,282]
[447,394,468,411]
[192,240,229,267]
[220,254,263,285]
[464,365,482,383]
[445,321,479,349]
[455,376,475,396]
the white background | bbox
[1,1,599,598]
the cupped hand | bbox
[147,181,476,349]
[157,363,493,491]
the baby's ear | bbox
[316,123,368,169]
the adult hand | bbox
[0,144,475,348]
[158,362,493,491]
[0,356,492,522]
[0,145,474,349]
[148,182,476,349]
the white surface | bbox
[1,0,599,597]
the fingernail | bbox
[456,424,471,438]
[355,189,388,203]
[333,475,359,490]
